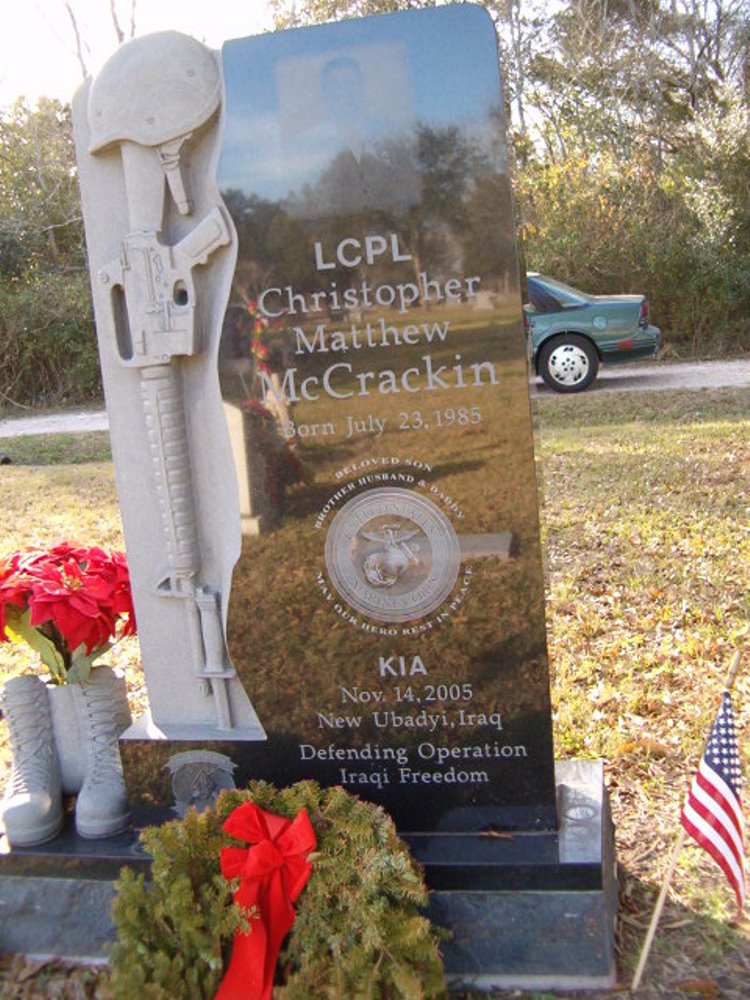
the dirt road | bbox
[0,408,109,439]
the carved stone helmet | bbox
[87,31,221,153]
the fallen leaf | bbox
[674,979,718,995]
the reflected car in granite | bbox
[524,273,661,393]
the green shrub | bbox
[0,270,101,408]
[109,781,446,999]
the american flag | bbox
[680,692,746,916]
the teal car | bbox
[524,273,661,393]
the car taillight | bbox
[639,300,649,326]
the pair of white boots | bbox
[0,668,131,846]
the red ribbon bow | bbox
[215,802,316,1000]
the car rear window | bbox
[528,283,562,313]
[528,275,589,313]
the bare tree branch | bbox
[62,0,89,81]
[109,0,125,44]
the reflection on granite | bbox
[0,814,148,880]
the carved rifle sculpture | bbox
[82,33,264,736]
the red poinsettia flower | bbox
[28,557,116,654]
[0,576,31,609]
[0,570,33,639]
[47,545,135,634]
[0,552,20,583]
[91,548,137,636]
[0,543,137,681]
[48,540,88,564]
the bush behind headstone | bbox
[0,272,101,408]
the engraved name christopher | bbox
[256,232,499,408]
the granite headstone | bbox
[211,4,557,835]
[1,8,617,984]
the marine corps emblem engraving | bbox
[325,488,461,623]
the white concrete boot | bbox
[0,675,63,846]
[71,667,131,838]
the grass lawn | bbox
[0,385,748,997]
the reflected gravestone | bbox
[65,4,616,984]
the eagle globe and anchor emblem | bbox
[324,488,461,623]
[362,522,421,588]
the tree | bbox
[0,99,83,275]
[60,0,138,80]
[0,99,98,407]
[270,0,434,29]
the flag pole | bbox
[631,648,744,991]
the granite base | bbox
[427,760,618,989]
[0,816,147,961]
[0,760,616,987]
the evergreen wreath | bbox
[109,780,446,999]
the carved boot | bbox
[0,675,63,846]
[71,667,131,838]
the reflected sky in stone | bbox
[219,7,506,202]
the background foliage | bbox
[0,98,98,409]
[1,1,749,410]
[273,0,750,355]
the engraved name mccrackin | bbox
[260,352,499,404]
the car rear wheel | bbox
[538,334,599,393]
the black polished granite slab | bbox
[405,758,610,891]
[0,813,149,880]
[213,2,559,837]
[0,815,148,961]
[120,718,558,834]
[427,759,618,989]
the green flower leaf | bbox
[6,609,68,682]
[66,657,93,685]
[67,643,110,684]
